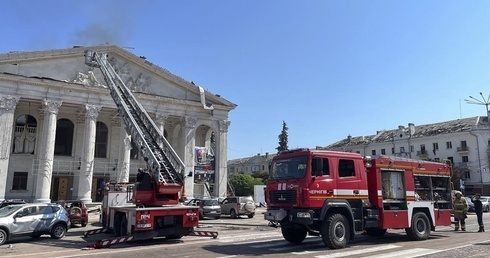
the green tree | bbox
[229,174,263,196]
[251,171,269,184]
[276,120,289,152]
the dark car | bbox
[56,200,88,227]
[185,198,221,219]
[0,199,27,208]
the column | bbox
[117,123,131,183]
[35,99,62,202]
[182,116,197,199]
[216,120,230,198]
[155,113,168,136]
[77,104,101,203]
[0,95,20,200]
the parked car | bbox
[220,196,256,218]
[56,200,88,227]
[185,198,221,219]
[0,199,26,208]
[465,196,475,212]
[480,196,490,212]
[0,203,70,245]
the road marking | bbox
[361,248,440,258]
[218,232,282,243]
[315,244,400,258]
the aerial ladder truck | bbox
[83,50,217,248]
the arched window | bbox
[13,115,37,154]
[54,119,74,156]
[95,122,108,158]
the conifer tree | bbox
[276,120,289,152]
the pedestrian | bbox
[472,193,485,232]
[452,191,468,231]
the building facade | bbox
[325,117,490,195]
[227,152,274,176]
[0,45,236,203]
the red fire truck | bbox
[264,148,453,249]
[82,50,216,248]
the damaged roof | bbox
[325,116,486,149]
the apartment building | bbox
[325,116,490,195]
[228,152,275,176]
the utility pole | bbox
[465,92,490,194]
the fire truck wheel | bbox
[281,226,307,244]
[321,213,349,249]
[113,213,122,237]
[405,212,430,241]
[120,215,128,236]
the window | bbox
[410,146,414,152]
[434,158,440,162]
[39,205,55,214]
[252,165,260,172]
[371,150,376,155]
[462,156,469,163]
[433,143,439,150]
[464,171,471,179]
[12,172,28,190]
[381,149,386,155]
[461,141,467,147]
[391,148,395,154]
[54,119,74,156]
[446,141,452,149]
[95,122,108,158]
[400,147,405,153]
[338,159,355,177]
[13,114,37,154]
[312,157,330,176]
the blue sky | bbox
[2,1,490,160]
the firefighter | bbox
[453,191,468,231]
[472,193,485,232]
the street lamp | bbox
[464,92,490,194]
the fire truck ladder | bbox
[84,50,184,187]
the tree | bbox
[251,171,269,184]
[276,120,289,152]
[229,174,263,196]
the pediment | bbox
[0,45,235,109]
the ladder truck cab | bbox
[83,50,216,248]
[264,148,453,249]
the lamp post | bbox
[464,92,490,194]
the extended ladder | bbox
[84,51,184,188]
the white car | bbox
[0,203,70,245]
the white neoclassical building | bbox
[325,117,490,195]
[0,45,236,203]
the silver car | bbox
[0,203,70,246]
[220,196,256,219]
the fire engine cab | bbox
[264,148,453,249]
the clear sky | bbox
[2,1,490,160]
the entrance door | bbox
[51,177,68,201]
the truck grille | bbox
[269,190,296,204]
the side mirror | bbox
[14,213,23,218]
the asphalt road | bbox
[1,209,489,258]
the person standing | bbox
[453,191,468,231]
[472,193,485,232]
